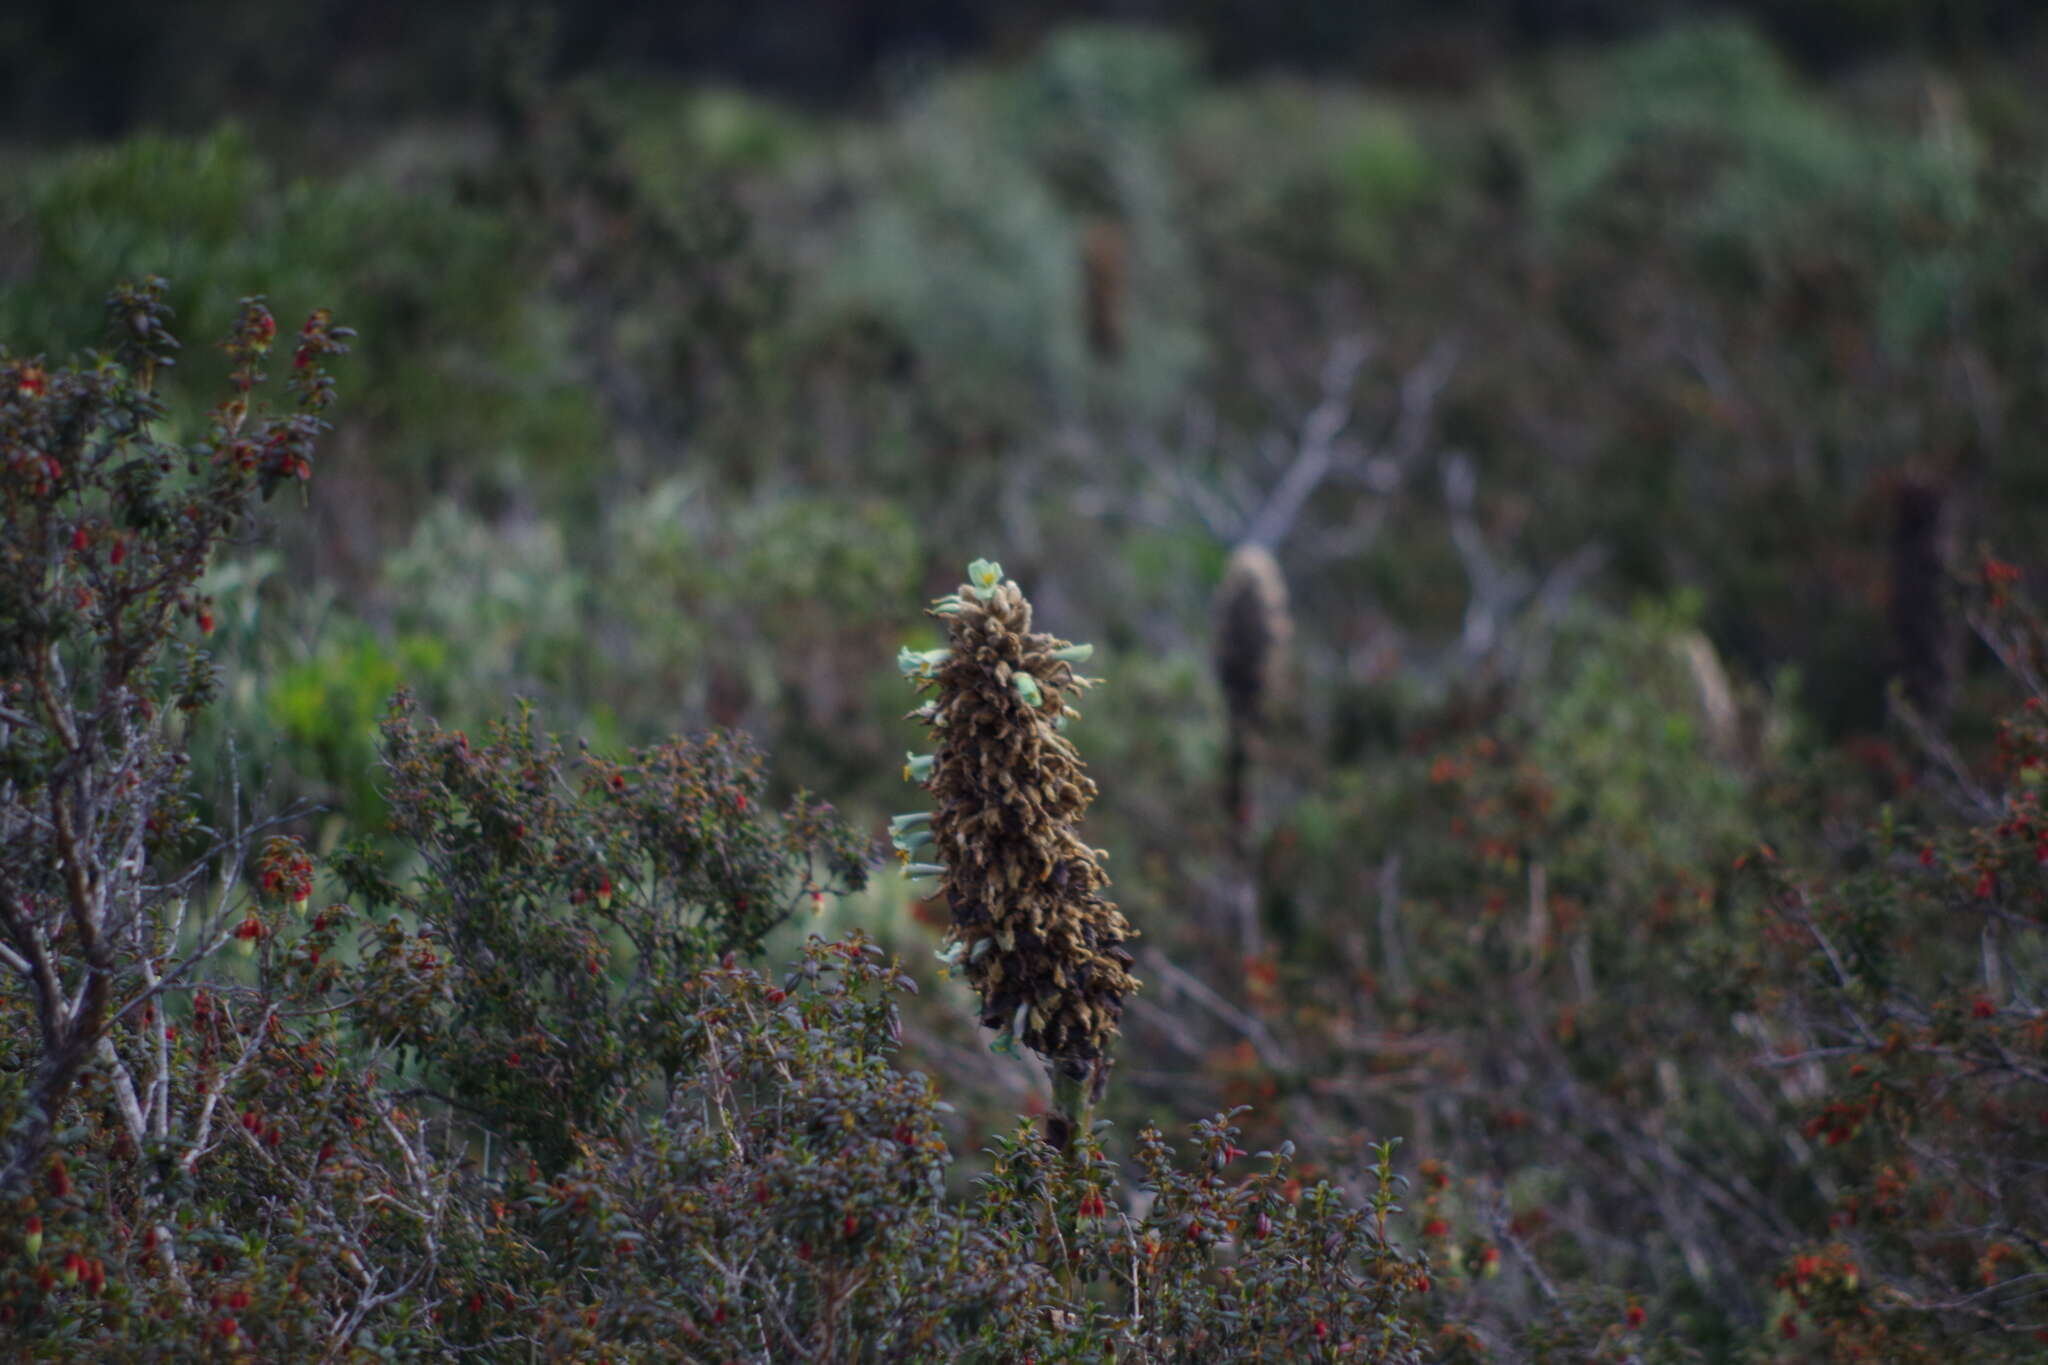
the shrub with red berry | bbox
[0,280,351,1194]
[994,1112,1430,1361]
[1726,569,2048,1361]
[0,283,469,1359]
[328,692,872,1168]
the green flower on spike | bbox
[898,646,950,679]
[892,826,934,861]
[965,558,1004,600]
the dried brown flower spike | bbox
[1213,542,1293,828]
[897,559,1139,1149]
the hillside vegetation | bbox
[4,17,2048,1361]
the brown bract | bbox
[1213,542,1293,733]
[907,574,1139,1076]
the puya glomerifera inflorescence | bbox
[1213,542,1293,829]
[896,559,1139,1144]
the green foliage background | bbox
[4,10,2048,1360]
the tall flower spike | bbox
[898,557,1139,1152]
[1213,542,1293,831]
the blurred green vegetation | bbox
[3,127,599,497]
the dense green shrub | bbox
[459,939,1428,1361]
[332,692,872,1166]
[1,288,1430,1360]
[0,127,598,495]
